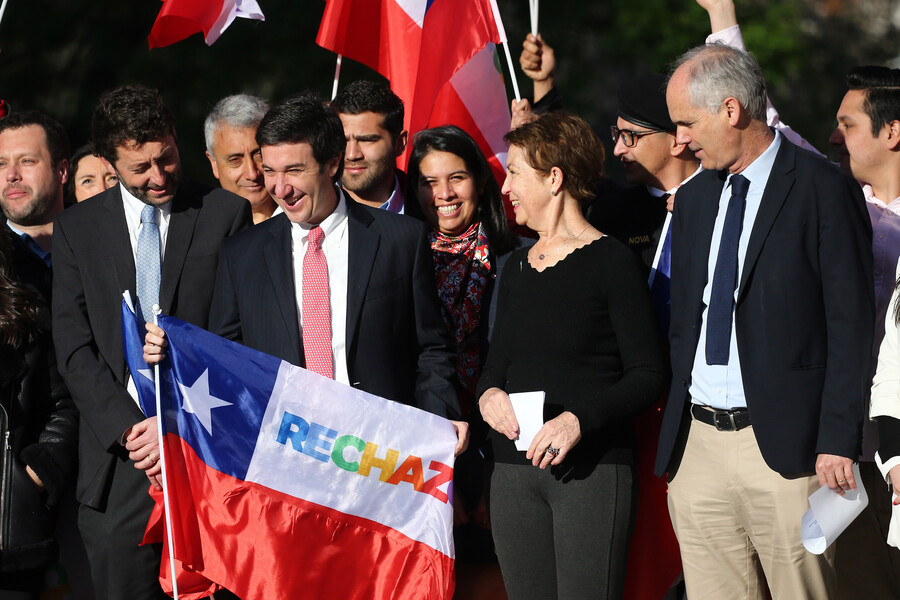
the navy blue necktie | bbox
[705,174,750,366]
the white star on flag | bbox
[177,369,232,435]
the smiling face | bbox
[0,124,67,226]
[339,111,404,202]
[112,135,182,206]
[501,145,551,229]
[73,154,118,202]
[261,141,339,225]
[207,124,270,208]
[416,150,479,236]
[667,67,737,172]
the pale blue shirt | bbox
[377,175,405,214]
[690,131,782,410]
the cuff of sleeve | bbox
[875,451,900,485]
[706,25,744,50]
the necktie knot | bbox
[309,226,324,250]
[729,174,750,199]
[141,204,159,225]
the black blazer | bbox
[655,139,874,477]
[52,180,251,508]
[209,198,460,420]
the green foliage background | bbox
[0,0,894,184]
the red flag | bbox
[148,0,264,49]
[316,0,504,170]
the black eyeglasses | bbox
[610,126,667,148]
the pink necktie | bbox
[302,226,334,378]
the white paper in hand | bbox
[801,463,868,554]
[509,391,545,451]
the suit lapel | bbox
[264,217,301,344]
[737,141,796,299]
[345,201,379,360]
[103,186,137,299]
[684,171,725,314]
[159,190,200,312]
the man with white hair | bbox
[656,42,873,599]
[205,94,277,223]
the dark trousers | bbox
[78,458,169,600]
[489,461,635,600]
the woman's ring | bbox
[546,445,559,457]
[838,478,845,483]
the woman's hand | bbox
[479,387,519,440]
[527,411,581,469]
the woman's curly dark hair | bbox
[0,229,45,348]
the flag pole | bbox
[529,0,538,36]
[489,0,521,101]
[0,0,9,28]
[153,305,180,600]
[331,54,343,100]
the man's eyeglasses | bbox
[610,126,667,148]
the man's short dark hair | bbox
[257,91,345,181]
[92,85,176,163]
[330,80,404,143]
[847,66,900,137]
[0,109,71,167]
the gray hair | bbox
[670,42,768,121]
[204,94,269,157]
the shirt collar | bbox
[120,182,173,221]
[6,221,50,266]
[378,175,404,213]
[291,185,349,239]
[728,129,781,190]
[864,184,900,213]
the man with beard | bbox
[0,110,69,299]
[330,80,422,218]
[52,85,250,600]
[204,94,278,224]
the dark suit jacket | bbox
[52,180,251,508]
[209,198,460,420]
[655,139,874,477]
[6,227,53,302]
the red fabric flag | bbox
[316,0,504,170]
[148,0,264,49]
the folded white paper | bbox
[801,463,868,554]
[509,391,545,451]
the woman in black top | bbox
[477,113,665,599]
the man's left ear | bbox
[326,155,342,179]
[886,120,900,151]
[57,158,69,185]
[723,97,742,126]
[394,130,409,157]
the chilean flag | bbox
[316,0,508,177]
[138,314,457,599]
[148,0,265,49]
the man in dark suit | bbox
[656,43,873,598]
[201,91,466,451]
[52,86,250,600]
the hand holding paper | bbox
[802,463,868,554]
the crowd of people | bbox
[1,0,900,599]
